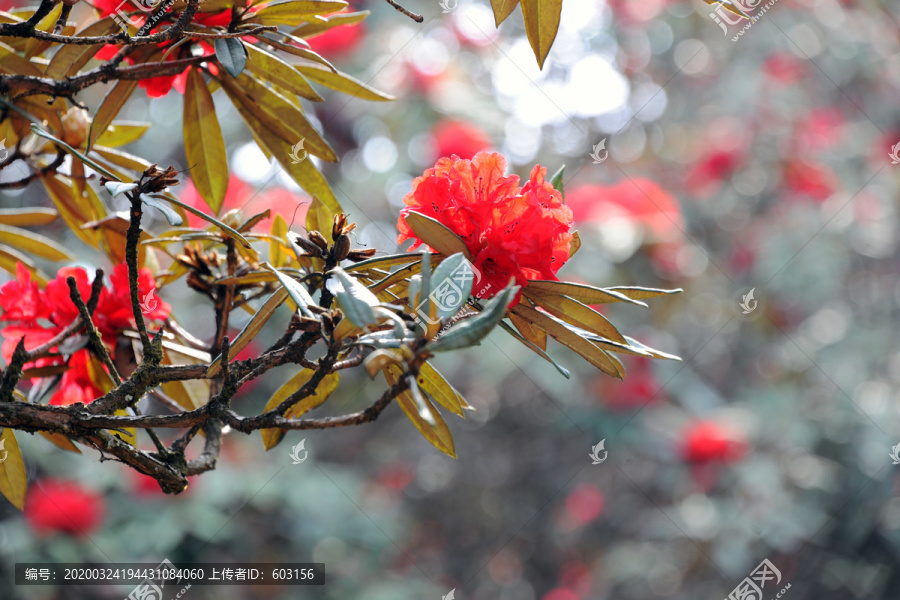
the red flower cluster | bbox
[431,119,492,161]
[397,152,574,301]
[25,479,106,536]
[92,0,231,97]
[0,263,170,405]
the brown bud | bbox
[308,231,329,251]
[61,107,90,148]
[347,248,377,262]
[332,214,346,241]
[333,234,351,262]
[293,235,324,258]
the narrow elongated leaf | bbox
[44,17,118,79]
[215,37,247,78]
[510,303,623,379]
[39,431,81,453]
[41,174,101,249]
[346,252,424,273]
[297,63,394,101]
[525,280,648,307]
[328,267,379,327]
[0,207,57,227]
[368,261,423,294]
[605,286,684,300]
[0,224,74,261]
[146,194,253,249]
[88,79,139,150]
[31,126,120,181]
[244,44,324,102]
[384,365,456,458]
[520,0,563,69]
[550,164,565,198]
[524,290,626,342]
[224,92,342,212]
[416,361,467,417]
[95,122,151,148]
[183,69,229,214]
[0,247,48,284]
[104,182,138,198]
[251,0,349,26]
[498,320,570,378]
[264,264,316,317]
[261,370,340,449]
[208,287,289,376]
[141,194,184,226]
[0,41,42,76]
[290,10,369,38]
[430,282,519,351]
[509,308,547,350]
[306,195,333,243]
[270,214,290,267]
[403,211,471,259]
[490,0,520,25]
[0,428,27,510]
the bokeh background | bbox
[2,0,900,598]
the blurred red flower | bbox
[783,161,837,202]
[432,119,492,160]
[0,263,170,405]
[763,53,807,86]
[686,148,743,198]
[679,420,748,464]
[306,16,365,57]
[25,479,106,536]
[596,357,664,410]
[566,179,683,243]
[397,152,574,303]
[564,483,605,527]
[179,176,306,229]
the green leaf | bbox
[30,125,120,181]
[297,63,395,101]
[402,211,471,259]
[0,207,58,227]
[489,0,520,25]
[384,365,456,458]
[345,252,422,273]
[260,369,340,450]
[183,68,229,214]
[520,0,562,69]
[95,121,151,148]
[208,287,289,377]
[416,361,467,417]
[328,267,379,327]
[140,194,184,226]
[251,0,349,27]
[264,263,316,317]
[0,224,75,261]
[430,282,519,352]
[290,10,370,38]
[550,164,565,199]
[215,37,247,78]
[306,195,333,243]
[88,79,139,151]
[244,44,324,102]
[0,428,27,510]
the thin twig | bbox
[382,0,424,22]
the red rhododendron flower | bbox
[432,119,492,160]
[686,148,743,198]
[679,420,748,464]
[397,152,574,303]
[25,479,106,536]
[0,263,170,405]
[783,160,836,202]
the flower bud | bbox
[308,231,329,250]
[333,234,351,262]
[61,107,90,148]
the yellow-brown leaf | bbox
[184,68,229,214]
[261,370,340,449]
[0,428,27,510]
[520,0,562,69]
